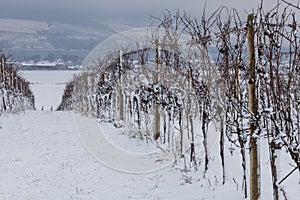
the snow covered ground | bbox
[20,70,79,110]
[0,70,299,199]
[0,110,242,199]
[2,110,298,199]
[74,113,174,173]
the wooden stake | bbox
[248,13,260,200]
[154,39,160,140]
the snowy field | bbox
[20,70,79,111]
[0,70,299,199]
[0,110,247,200]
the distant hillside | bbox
[0,18,133,63]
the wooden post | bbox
[118,51,124,121]
[248,13,260,200]
[1,56,7,111]
[153,39,160,140]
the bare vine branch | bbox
[281,0,300,9]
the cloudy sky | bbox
[0,0,293,26]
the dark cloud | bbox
[0,0,280,26]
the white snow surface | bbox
[74,113,174,173]
[2,110,298,199]
[0,110,241,199]
[0,70,299,199]
[20,70,79,111]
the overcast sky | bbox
[0,0,294,26]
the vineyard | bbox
[0,53,35,113]
[57,2,300,200]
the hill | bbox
[0,18,133,63]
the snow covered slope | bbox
[0,109,299,199]
[0,18,133,60]
[0,110,243,199]
[20,70,79,111]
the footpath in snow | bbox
[0,110,243,199]
[74,113,173,173]
[1,110,300,199]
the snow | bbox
[0,18,118,37]
[99,121,159,154]
[0,19,48,34]
[0,111,242,199]
[0,70,299,199]
[20,70,79,110]
[74,113,173,173]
